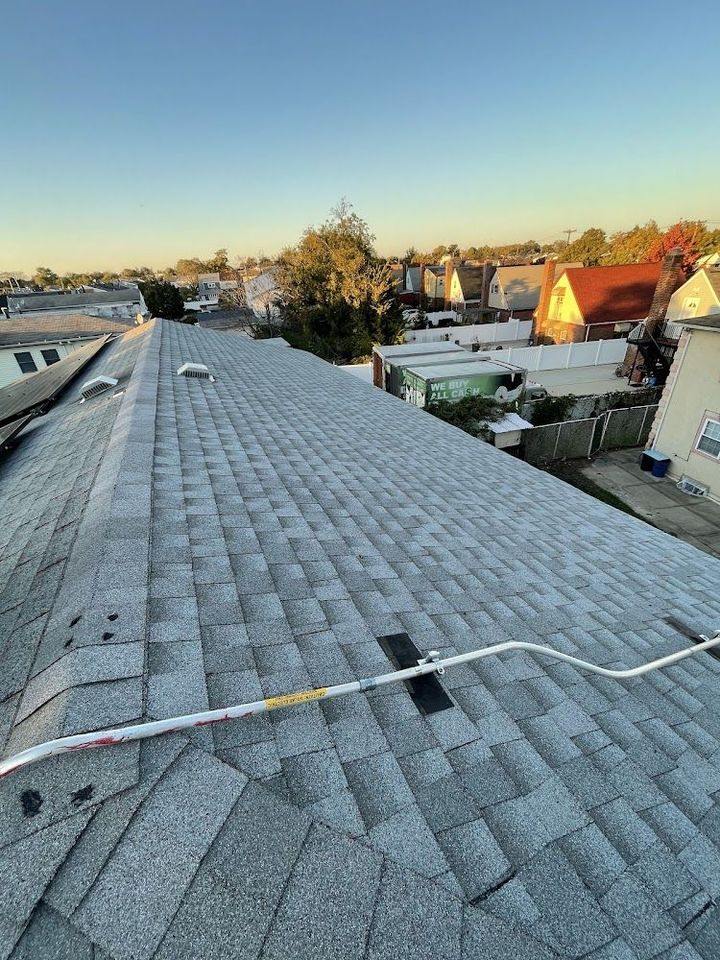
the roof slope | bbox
[705,268,720,302]
[1,321,720,958]
[563,262,666,325]
[455,265,484,300]
[0,314,137,347]
[7,290,142,314]
[494,264,545,309]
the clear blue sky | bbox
[1,0,713,273]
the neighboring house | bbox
[244,268,281,318]
[197,272,222,307]
[2,318,720,959]
[396,265,421,306]
[695,251,720,270]
[649,314,720,502]
[192,272,241,311]
[404,266,422,294]
[0,313,137,388]
[540,262,679,344]
[448,265,484,310]
[665,268,720,325]
[423,265,445,307]
[6,288,147,320]
[487,264,545,320]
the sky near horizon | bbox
[1,0,714,274]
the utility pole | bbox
[563,228,577,247]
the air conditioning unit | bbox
[79,376,118,402]
[676,476,707,497]
[177,362,215,382]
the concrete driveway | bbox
[579,447,720,559]
[534,364,635,396]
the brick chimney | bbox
[444,258,458,310]
[645,248,684,337]
[534,259,558,342]
[625,248,685,383]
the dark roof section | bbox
[7,289,143,314]
[0,415,33,453]
[0,314,137,347]
[1,320,720,959]
[701,267,720,302]
[563,262,677,326]
[683,313,720,331]
[0,335,111,427]
[454,265,484,301]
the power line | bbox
[563,228,577,246]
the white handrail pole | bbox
[1,632,718,780]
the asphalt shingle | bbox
[3,319,720,959]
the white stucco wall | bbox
[666,271,720,321]
[651,326,720,502]
[486,270,506,310]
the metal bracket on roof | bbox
[418,650,445,676]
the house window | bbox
[551,295,564,321]
[41,349,60,365]
[697,418,720,459]
[14,352,38,374]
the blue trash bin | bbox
[651,458,670,478]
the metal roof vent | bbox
[177,362,215,382]
[79,376,118,402]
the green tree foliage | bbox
[174,258,205,282]
[32,266,58,289]
[275,201,405,363]
[140,279,185,319]
[207,248,229,272]
[699,228,720,257]
[604,222,661,265]
[561,228,608,265]
[61,272,91,288]
[426,395,504,440]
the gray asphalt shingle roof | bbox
[1,319,720,958]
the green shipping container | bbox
[403,360,526,408]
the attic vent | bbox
[677,476,707,497]
[177,362,215,382]
[79,376,118,402]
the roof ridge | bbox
[0,321,162,846]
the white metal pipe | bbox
[1,632,718,780]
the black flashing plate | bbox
[377,633,454,716]
[664,616,720,662]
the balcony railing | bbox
[627,320,683,344]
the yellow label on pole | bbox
[264,688,328,711]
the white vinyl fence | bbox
[406,319,532,345]
[477,338,628,372]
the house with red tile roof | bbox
[537,262,683,344]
